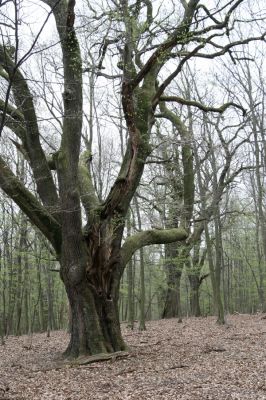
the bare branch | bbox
[160,96,246,115]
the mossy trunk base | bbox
[64,284,127,359]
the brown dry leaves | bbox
[1,315,266,399]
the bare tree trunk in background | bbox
[15,216,27,336]
[162,243,183,322]
[188,244,207,317]
[127,217,134,329]
[135,197,146,331]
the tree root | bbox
[71,351,130,366]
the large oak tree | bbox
[0,0,264,358]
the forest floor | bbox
[1,314,266,399]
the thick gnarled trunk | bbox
[61,220,127,358]
[64,281,126,358]
[61,219,188,357]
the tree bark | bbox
[162,243,182,321]
[163,274,182,320]
[61,240,127,358]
